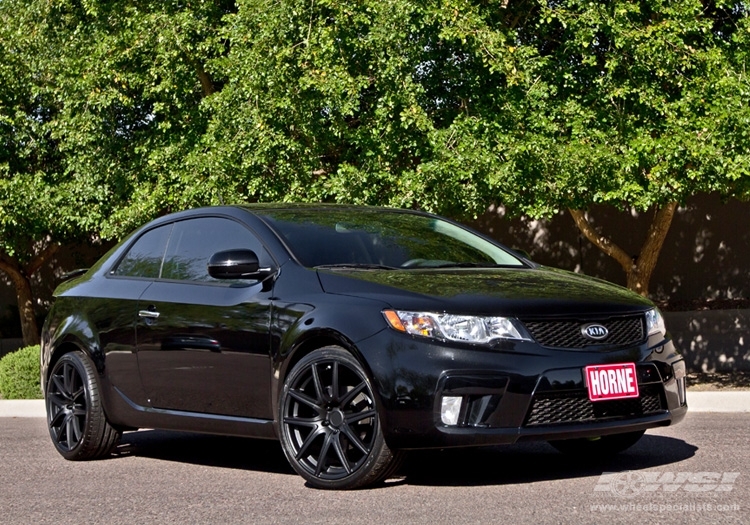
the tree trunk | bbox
[13,273,39,346]
[0,244,59,346]
[0,263,39,346]
[568,202,678,297]
[196,62,216,97]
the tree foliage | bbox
[1,0,749,343]
[0,0,231,343]
[202,0,750,295]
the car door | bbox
[135,216,275,419]
[102,223,173,407]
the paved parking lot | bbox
[1,413,747,524]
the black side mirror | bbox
[207,249,273,280]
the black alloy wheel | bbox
[279,347,403,489]
[548,429,646,457]
[46,351,120,460]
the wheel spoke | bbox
[331,361,340,403]
[64,364,75,394]
[70,413,83,443]
[48,393,67,409]
[314,432,334,477]
[332,433,352,474]
[283,415,321,428]
[64,413,76,448]
[71,386,85,403]
[50,407,66,428]
[346,409,376,424]
[288,390,323,413]
[340,381,367,407]
[311,364,325,403]
[294,427,325,461]
[341,423,370,455]
[51,375,67,399]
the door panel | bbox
[134,217,275,418]
[136,281,273,418]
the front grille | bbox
[522,315,645,349]
[524,384,665,427]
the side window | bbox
[113,224,172,278]
[161,217,268,282]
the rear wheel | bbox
[45,351,120,460]
[279,346,403,489]
[548,430,645,457]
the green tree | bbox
[0,0,231,344]
[1,4,69,345]
[202,0,513,216]
[2,0,748,329]
[491,0,750,295]
[204,0,749,296]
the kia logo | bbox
[581,323,609,340]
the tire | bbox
[45,351,121,460]
[548,430,645,457]
[278,346,403,489]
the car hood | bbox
[316,266,653,318]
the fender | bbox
[268,292,391,430]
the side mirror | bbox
[207,249,273,280]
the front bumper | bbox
[356,330,688,450]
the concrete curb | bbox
[684,391,750,413]
[1,392,748,418]
[0,400,46,418]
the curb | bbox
[1,392,748,418]
[0,400,46,418]
[683,391,750,413]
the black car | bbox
[41,204,687,489]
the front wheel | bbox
[45,351,120,460]
[278,346,403,489]
[548,430,645,457]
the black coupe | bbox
[41,204,687,489]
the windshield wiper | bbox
[314,263,399,270]
[431,262,509,269]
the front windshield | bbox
[258,208,525,269]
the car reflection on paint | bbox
[41,204,687,489]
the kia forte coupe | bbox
[41,204,687,489]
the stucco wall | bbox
[665,310,750,372]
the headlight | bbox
[645,307,666,337]
[383,310,530,344]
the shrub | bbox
[0,345,42,399]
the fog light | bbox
[441,396,463,425]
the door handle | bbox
[138,310,160,319]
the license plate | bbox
[585,363,639,402]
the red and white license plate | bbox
[585,363,639,402]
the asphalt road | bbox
[1,413,747,525]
